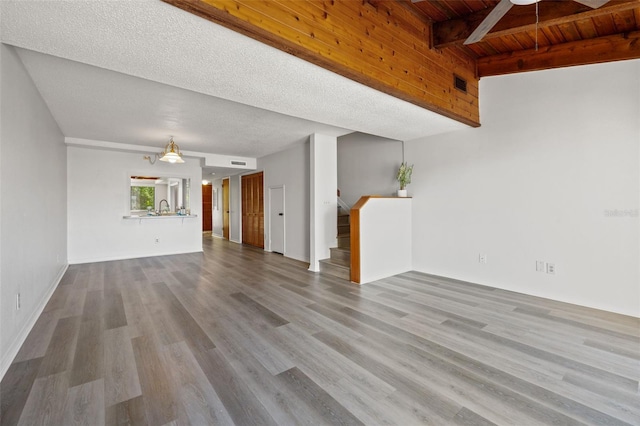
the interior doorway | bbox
[222,178,230,240]
[202,183,212,233]
[241,172,264,248]
[269,186,285,255]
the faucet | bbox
[159,199,170,215]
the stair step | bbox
[319,259,350,281]
[338,215,350,226]
[330,247,350,265]
[338,224,350,235]
[337,234,350,249]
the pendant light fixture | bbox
[159,137,185,164]
[144,136,185,165]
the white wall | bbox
[258,141,310,262]
[229,174,241,243]
[212,177,223,237]
[338,132,403,206]
[67,146,202,263]
[358,198,412,283]
[1,45,67,377]
[309,134,338,271]
[155,184,168,212]
[407,59,640,317]
[0,39,3,382]
[211,175,242,241]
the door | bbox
[241,172,264,248]
[202,184,212,232]
[222,178,230,240]
[269,186,284,254]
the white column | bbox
[309,133,337,272]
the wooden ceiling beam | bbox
[477,29,640,76]
[433,0,640,48]
[162,0,480,126]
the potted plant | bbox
[396,162,413,197]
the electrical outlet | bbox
[536,261,545,272]
[155,238,160,244]
[16,293,21,310]
[479,254,487,264]
[546,263,555,274]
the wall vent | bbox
[231,160,247,166]
[454,75,467,93]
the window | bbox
[129,176,191,215]
[131,185,155,211]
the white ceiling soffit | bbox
[1,0,468,144]
[202,167,249,181]
[16,48,349,157]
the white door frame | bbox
[268,185,285,254]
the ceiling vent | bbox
[454,75,467,94]
[231,160,247,166]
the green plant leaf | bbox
[396,162,414,189]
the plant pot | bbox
[397,189,408,197]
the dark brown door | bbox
[241,172,264,248]
[222,178,230,240]
[202,184,212,232]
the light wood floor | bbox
[2,237,639,425]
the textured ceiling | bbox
[1,0,468,159]
[16,48,349,157]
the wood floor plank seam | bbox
[397,314,640,424]
[2,236,638,426]
[307,294,640,425]
[441,320,639,391]
[407,271,640,329]
[372,288,639,377]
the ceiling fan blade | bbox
[464,0,514,45]
[573,0,610,8]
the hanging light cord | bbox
[535,0,539,51]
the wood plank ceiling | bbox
[163,0,640,128]
[425,0,640,76]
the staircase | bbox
[319,207,351,280]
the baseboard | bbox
[68,249,203,264]
[283,252,310,264]
[411,270,640,319]
[0,263,68,381]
